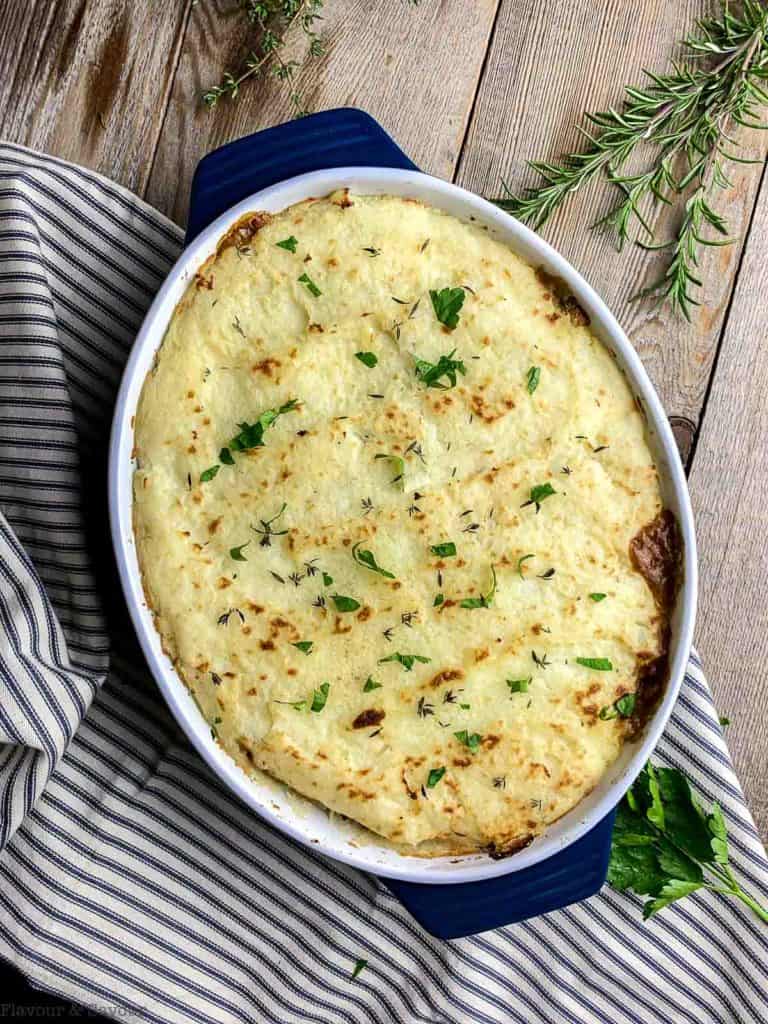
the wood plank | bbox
[457,0,767,463]
[0,0,192,197]
[145,0,499,224]
[687,168,768,841]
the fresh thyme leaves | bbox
[378,652,431,672]
[495,3,768,319]
[417,696,435,719]
[200,465,220,483]
[307,682,329,712]
[517,553,534,578]
[414,350,467,390]
[204,399,299,480]
[229,542,250,561]
[526,366,541,394]
[459,565,497,609]
[374,453,405,488]
[232,315,246,338]
[355,351,378,368]
[608,762,768,923]
[427,767,446,788]
[292,640,314,655]
[430,541,457,558]
[298,272,321,296]
[430,287,466,329]
[454,729,482,753]
[331,594,360,613]
[532,650,551,670]
[252,503,289,547]
[507,677,532,695]
[590,592,608,602]
[351,542,396,580]
[599,693,636,719]
[352,958,368,979]
[276,235,299,252]
[363,676,382,692]
[521,482,556,512]
[576,657,614,671]
[362,246,381,257]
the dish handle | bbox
[187,110,616,938]
[185,108,418,243]
[385,808,616,939]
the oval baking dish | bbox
[109,110,697,936]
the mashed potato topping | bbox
[133,192,677,856]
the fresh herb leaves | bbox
[460,565,497,609]
[292,641,314,655]
[517,553,534,578]
[430,287,466,329]
[430,541,457,558]
[507,677,532,695]
[374,453,405,488]
[352,959,368,979]
[276,236,298,253]
[311,682,330,712]
[298,272,321,296]
[599,693,636,719]
[202,399,300,481]
[331,594,360,613]
[414,350,466,390]
[352,542,396,580]
[609,763,768,923]
[427,767,446,788]
[363,676,382,692]
[521,482,556,512]
[576,657,614,671]
[378,652,431,672]
[355,351,378,368]
[590,592,608,602]
[454,729,482,753]
[229,542,250,561]
[200,465,220,483]
[526,366,541,394]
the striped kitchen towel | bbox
[0,142,766,1024]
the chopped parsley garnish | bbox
[229,542,250,561]
[430,541,457,558]
[507,676,532,695]
[374,452,405,488]
[276,236,298,252]
[220,448,235,466]
[599,693,636,719]
[576,657,614,671]
[526,366,541,394]
[607,762,768,923]
[517,553,534,578]
[427,767,446,788]
[322,572,333,587]
[433,593,445,607]
[352,542,395,579]
[200,465,220,483]
[204,400,299,480]
[378,652,431,672]
[460,565,497,609]
[521,482,556,512]
[355,351,378,368]
[429,286,466,329]
[311,682,330,712]
[292,641,313,655]
[363,676,382,692]
[331,594,360,613]
[352,959,368,979]
[589,592,607,602]
[454,730,482,753]
[298,272,321,296]
[415,349,466,389]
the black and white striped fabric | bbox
[0,143,766,1024]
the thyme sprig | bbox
[203,0,420,116]
[496,2,768,319]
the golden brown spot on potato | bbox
[246,687,258,696]
[429,668,464,688]
[482,735,500,750]
[251,358,281,377]
[308,323,324,333]
[208,517,222,535]
[260,640,275,651]
[327,257,339,268]
[287,668,297,677]
[217,577,232,589]
[241,626,252,636]
[452,757,471,768]
[333,617,352,635]
[248,603,265,614]
[475,648,490,663]
[357,606,373,622]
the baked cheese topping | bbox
[133,192,674,856]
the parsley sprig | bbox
[609,763,768,923]
[352,542,396,580]
[430,287,466,329]
[201,399,299,482]
[414,350,466,390]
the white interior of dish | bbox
[109,168,697,883]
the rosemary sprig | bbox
[496,1,768,319]
[203,0,419,116]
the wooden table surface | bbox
[0,0,764,840]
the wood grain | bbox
[457,0,768,464]
[145,0,499,224]
[0,0,192,196]
[687,164,768,838]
